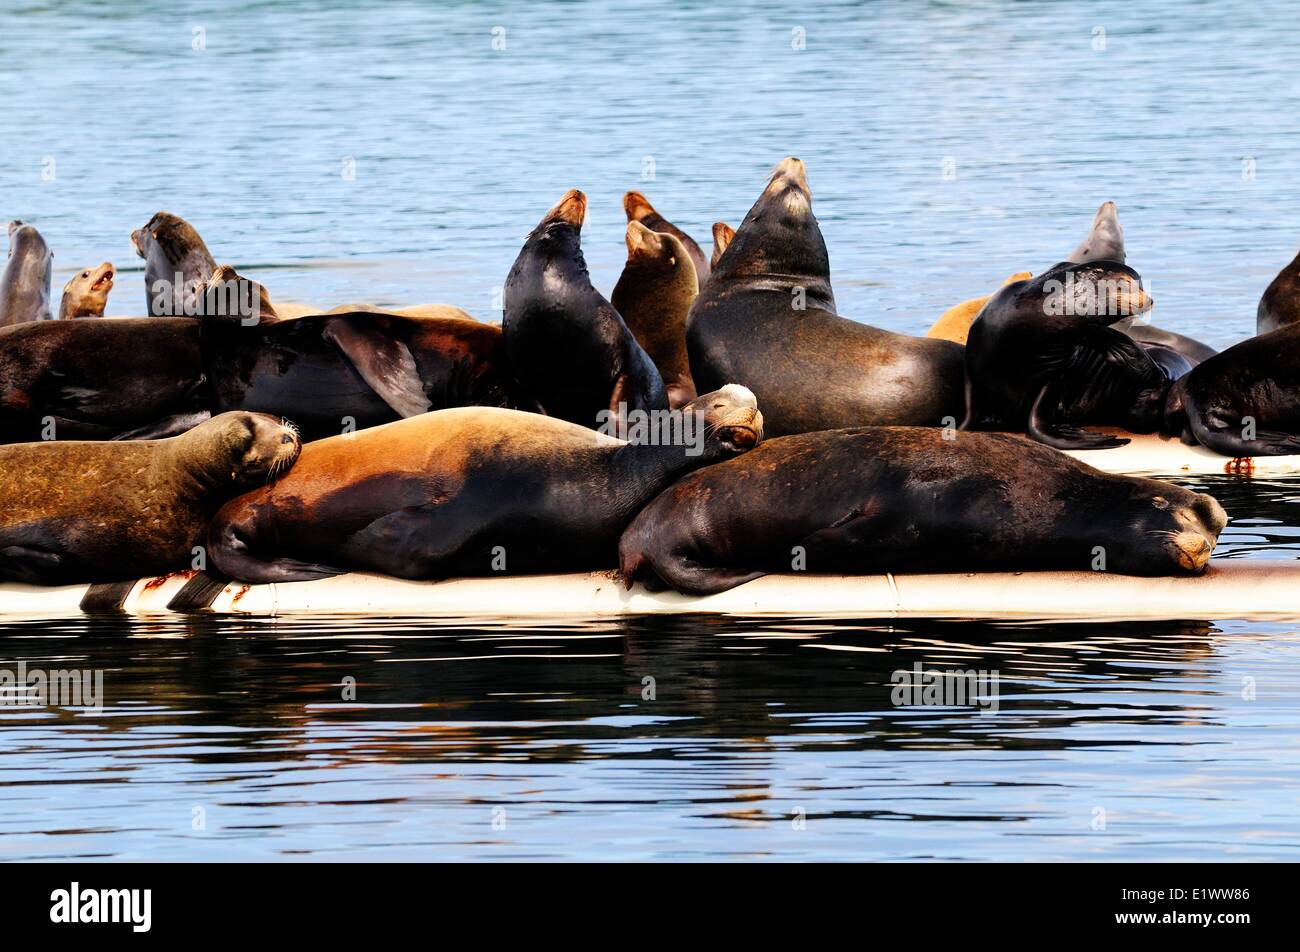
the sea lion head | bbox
[710,222,735,269]
[716,157,830,285]
[681,383,764,455]
[1067,201,1126,265]
[196,263,277,323]
[524,188,587,259]
[60,262,115,318]
[623,191,658,224]
[194,411,302,488]
[1107,479,1226,575]
[623,220,694,286]
[132,212,218,316]
[1027,260,1152,323]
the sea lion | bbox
[1164,323,1300,456]
[132,211,217,317]
[710,222,735,270]
[197,269,531,440]
[58,262,116,318]
[686,157,965,437]
[0,317,210,443]
[611,220,699,408]
[0,221,53,326]
[624,191,710,285]
[1066,201,1216,365]
[619,427,1227,595]
[962,260,1165,449]
[204,385,762,584]
[926,272,1033,345]
[0,411,300,585]
[503,189,667,427]
[1256,245,1300,334]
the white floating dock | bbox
[1066,431,1300,476]
[1,562,1297,622]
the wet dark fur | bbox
[686,165,965,437]
[620,427,1227,595]
[1256,247,1300,335]
[0,318,209,443]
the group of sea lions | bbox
[6,154,1273,602]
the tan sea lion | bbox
[623,191,710,286]
[611,220,699,408]
[58,262,116,318]
[926,272,1032,344]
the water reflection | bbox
[1,612,1297,860]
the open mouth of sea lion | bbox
[90,264,114,292]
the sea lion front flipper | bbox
[112,411,212,441]
[1027,384,1130,450]
[323,316,432,418]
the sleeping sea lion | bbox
[0,411,300,584]
[203,386,762,584]
[620,427,1227,595]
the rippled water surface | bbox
[3,1,1300,860]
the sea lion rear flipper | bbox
[0,544,66,585]
[323,317,432,418]
[1027,384,1129,450]
[649,551,766,596]
[1184,410,1300,458]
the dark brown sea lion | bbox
[686,157,965,437]
[58,262,115,318]
[610,220,699,408]
[0,317,210,443]
[620,427,1227,595]
[961,260,1167,449]
[623,191,710,285]
[0,221,53,326]
[203,385,761,584]
[503,189,667,428]
[0,411,300,584]
[1256,244,1300,334]
[710,222,734,271]
[197,267,532,440]
[1164,323,1300,456]
[132,211,217,317]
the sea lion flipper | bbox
[1027,385,1130,450]
[324,317,432,418]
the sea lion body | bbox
[1256,247,1300,334]
[207,386,762,583]
[620,427,1227,595]
[58,262,115,318]
[0,317,210,443]
[504,189,667,428]
[200,310,525,441]
[1165,323,1300,456]
[611,220,699,408]
[0,221,53,325]
[687,158,965,437]
[962,260,1166,449]
[132,212,217,317]
[0,412,300,584]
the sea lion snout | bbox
[768,156,810,195]
[624,220,664,257]
[1170,531,1214,573]
[691,384,763,453]
[545,189,587,228]
[1159,492,1226,573]
[212,411,302,485]
[623,191,655,222]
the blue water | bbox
[2,0,1300,860]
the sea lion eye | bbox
[1153,497,1169,510]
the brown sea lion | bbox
[710,222,735,271]
[203,385,762,585]
[686,157,965,437]
[58,262,116,318]
[0,221,53,326]
[611,220,699,408]
[623,191,710,285]
[0,411,300,584]
[620,427,1227,595]
[926,272,1033,345]
[1256,244,1300,335]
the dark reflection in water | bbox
[1,609,1297,861]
